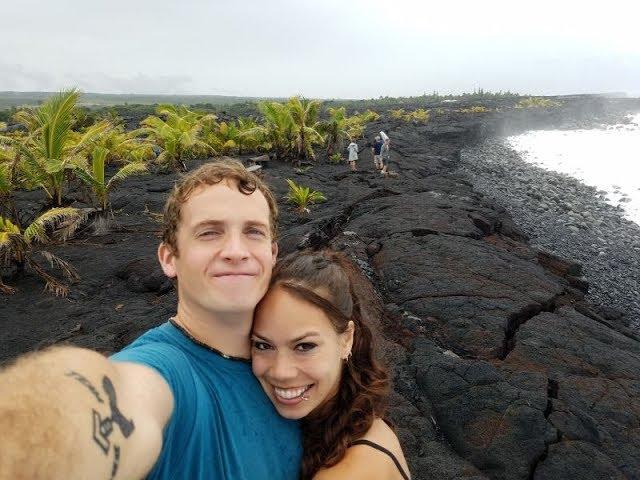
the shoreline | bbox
[459,137,640,331]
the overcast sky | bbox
[2,0,639,98]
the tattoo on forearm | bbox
[110,445,121,480]
[93,376,135,453]
[66,371,104,403]
[66,371,135,479]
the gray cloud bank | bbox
[2,0,639,98]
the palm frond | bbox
[0,217,25,265]
[38,89,80,160]
[91,146,107,186]
[0,278,16,295]
[39,250,80,280]
[70,119,112,154]
[27,257,70,297]
[0,163,12,195]
[155,150,173,165]
[13,108,40,131]
[106,162,148,191]
[53,208,89,242]
[0,216,22,236]
[24,207,86,244]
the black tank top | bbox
[350,439,410,480]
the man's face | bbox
[158,181,277,317]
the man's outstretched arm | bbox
[0,346,173,480]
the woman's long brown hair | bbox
[266,249,390,479]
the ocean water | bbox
[506,113,640,225]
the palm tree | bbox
[235,117,260,155]
[75,146,148,212]
[0,207,87,296]
[96,126,154,165]
[137,105,214,171]
[3,89,111,206]
[287,97,324,161]
[0,159,21,223]
[319,107,350,156]
[286,178,326,214]
[249,101,296,160]
[0,162,12,217]
[204,121,240,155]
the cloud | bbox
[0,63,195,95]
[63,72,195,95]
[0,63,57,91]
[2,0,639,97]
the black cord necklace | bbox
[169,318,251,364]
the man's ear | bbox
[158,242,177,278]
[271,241,278,266]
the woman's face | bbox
[252,285,353,419]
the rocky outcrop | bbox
[2,96,639,479]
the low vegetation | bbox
[137,104,215,171]
[0,87,571,296]
[0,207,86,296]
[329,153,343,164]
[285,179,326,214]
[459,106,490,114]
[389,108,431,123]
[74,146,147,225]
[516,97,562,109]
[2,90,112,206]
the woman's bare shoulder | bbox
[313,418,410,480]
[361,417,401,446]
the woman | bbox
[252,250,411,479]
[347,140,360,171]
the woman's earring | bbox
[345,351,352,362]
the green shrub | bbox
[389,109,406,120]
[409,108,430,122]
[0,207,86,296]
[515,97,562,109]
[459,105,490,114]
[285,178,326,214]
[329,153,343,164]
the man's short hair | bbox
[161,159,279,254]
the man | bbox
[0,160,302,479]
[371,135,383,170]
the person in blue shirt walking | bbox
[0,160,301,480]
[372,135,384,170]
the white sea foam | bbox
[506,113,640,225]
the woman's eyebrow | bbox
[290,332,321,343]
[251,333,273,343]
[251,332,321,344]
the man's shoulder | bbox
[111,322,190,371]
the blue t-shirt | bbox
[373,140,383,155]
[111,322,302,480]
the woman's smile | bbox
[272,384,314,405]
